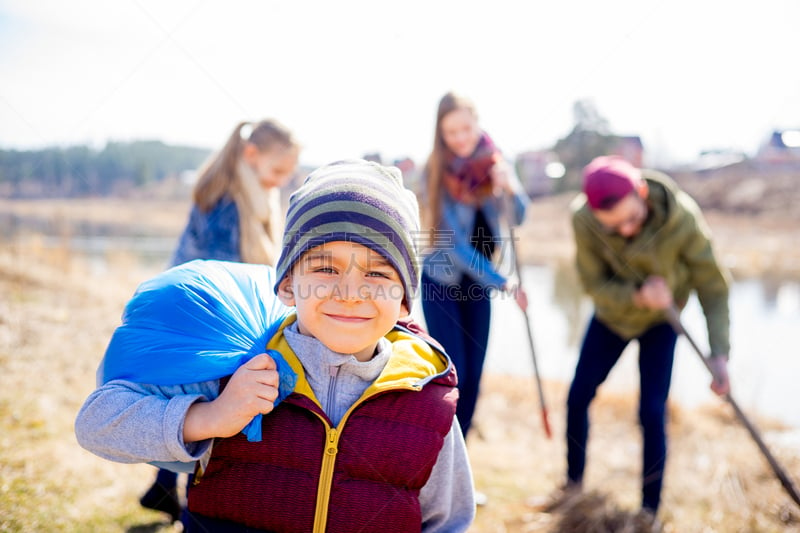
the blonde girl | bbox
[142,119,299,521]
[171,119,300,266]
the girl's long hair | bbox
[422,92,478,230]
[193,119,297,212]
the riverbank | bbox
[2,169,800,531]
[1,207,799,532]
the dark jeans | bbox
[566,315,677,512]
[421,273,492,437]
[155,467,178,488]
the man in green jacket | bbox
[545,155,731,517]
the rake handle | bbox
[666,306,800,508]
[505,211,552,439]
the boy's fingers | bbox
[257,387,279,403]
[244,353,277,371]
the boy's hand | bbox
[184,353,280,442]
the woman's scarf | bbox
[230,161,283,266]
[442,132,503,205]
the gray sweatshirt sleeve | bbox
[74,379,219,466]
[420,419,476,532]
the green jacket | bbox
[571,170,731,355]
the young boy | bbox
[75,159,476,532]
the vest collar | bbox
[267,314,452,403]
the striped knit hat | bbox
[274,159,421,310]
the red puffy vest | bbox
[187,324,458,533]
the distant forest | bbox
[0,141,211,198]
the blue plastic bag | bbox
[100,259,296,442]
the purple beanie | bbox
[582,156,644,210]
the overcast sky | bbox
[1,0,798,167]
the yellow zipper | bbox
[311,383,420,532]
[313,426,339,533]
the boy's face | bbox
[277,241,408,362]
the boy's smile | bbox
[277,241,408,361]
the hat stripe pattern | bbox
[282,198,414,287]
[274,160,420,309]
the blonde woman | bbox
[420,92,529,443]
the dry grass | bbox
[2,244,798,532]
[467,375,800,532]
[0,239,178,533]
[0,197,189,235]
[2,193,800,532]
